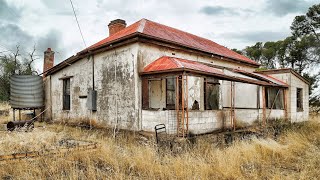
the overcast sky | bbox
[0,0,318,72]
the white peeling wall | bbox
[187,76,204,110]
[289,74,309,122]
[48,43,140,130]
[94,44,139,130]
[50,54,93,120]
[44,76,52,121]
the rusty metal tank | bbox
[10,75,44,109]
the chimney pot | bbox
[108,19,126,36]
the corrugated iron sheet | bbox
[254,73,289,87]
[143,56,224,75]
[10,75,44,109]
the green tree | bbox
[261,41,278,69]
[244,42,263,64]
[291,4,320,41]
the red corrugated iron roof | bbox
[86,19,258,66]
[141,56,287,87]
[143,56,224,75]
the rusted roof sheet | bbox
[143,56,225,75]
[253,73,288,87]
[86,19,258,66]
[141,56,287,87]
[233,69,289,87]
[86,20,141,50]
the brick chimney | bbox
[108,19,126,36]
[43,48,54,75]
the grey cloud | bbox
[0,23,33,51]
[0,0,21,21]
[36,30,66,62]
[41,0,73,16]
[0,23,67,68]
[265,0,314,16]
[200,6,239,16]
[222,31,289,43]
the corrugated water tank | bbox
[10,75,44,109]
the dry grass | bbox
[0,102,10,123]
[0,116,320,179]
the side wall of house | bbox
[46,43,140,130]
[264,73,309,122]
[289,74,309,122]
[44,76,52,121]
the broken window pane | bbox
[297,88,303,111]
[205,80,219,110]
[149,79,162,109]
[166,77,176,109]
[63,78,71,110]
[265,87,284,109]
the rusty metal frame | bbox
[262,86,266,127]
[284,89,288,120]
[175,76,179,135]
[265,88,282,123]
[185,75,189,134]
[181,74,185,137]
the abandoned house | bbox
[43,19,309,135]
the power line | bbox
[69,0,87,48]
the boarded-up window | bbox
[204,79,219,110]
[297,88,303,111]
[166,77,176,109]
[265,87,284,109]
[63,78,70,110]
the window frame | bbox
[296,88,303,112]
[62,78,71,110]
[166,77,176,110]
[204,78,220,110]
[265,87,284,110]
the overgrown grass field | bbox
[0,102,319,179]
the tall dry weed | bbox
[0,117,319,179]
